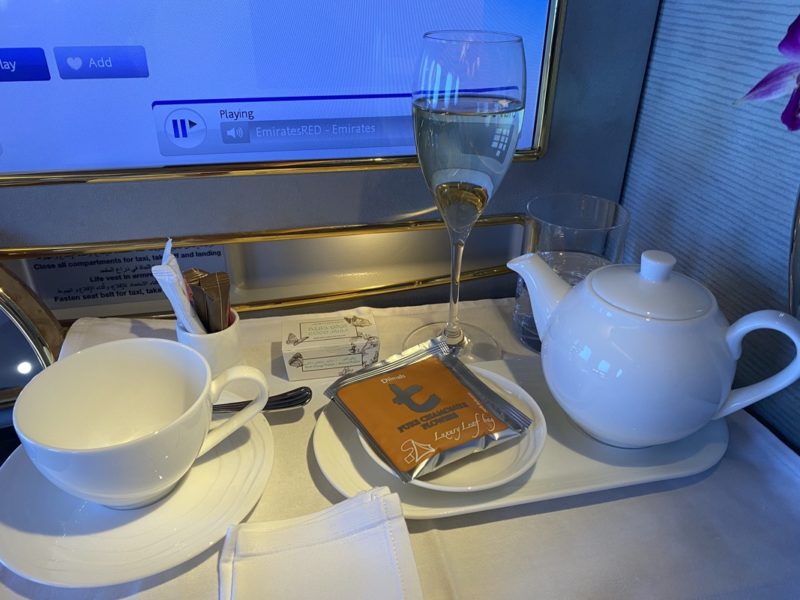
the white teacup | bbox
[12,338,269,509]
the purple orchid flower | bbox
[742,14,800,130]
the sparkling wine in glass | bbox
[404,30,526,360]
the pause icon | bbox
[164,109,206,149]
[171,118,197,138]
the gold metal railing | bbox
[0,214,523,258]
[0,214,526,320]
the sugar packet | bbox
[151,239,206,334]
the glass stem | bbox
[443,236,466,346]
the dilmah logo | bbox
[389,383,440,413]
[66,56,82,70]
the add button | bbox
[0,48,50,82]
[54,46,148,80]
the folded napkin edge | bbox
[231,494,402,559]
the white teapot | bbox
[507,250,800,448]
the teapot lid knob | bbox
[591,249,715,320]
[640,250,676,282]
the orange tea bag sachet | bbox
[325,340,532,482]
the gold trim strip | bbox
[534,0,565,155]
[0,151,541,188]
[0,214,525,258]
[0,156,418,188]
[236,263,511,313]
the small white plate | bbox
[356,367,547,492]
[0,415,273,588]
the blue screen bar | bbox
[153,97,413,157]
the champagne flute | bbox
[404,30,526,361]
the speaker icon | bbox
[221,123,250,144]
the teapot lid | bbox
[591,250,715,320]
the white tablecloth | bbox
[2,298,800,599]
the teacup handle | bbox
[197,365,269,457]
[715,310,800,419]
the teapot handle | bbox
[715,310,800,419]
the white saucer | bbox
[356,367,547,492]
[0,415,273,588]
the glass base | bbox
[403,321,503,363]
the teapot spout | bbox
[507,253,571,339]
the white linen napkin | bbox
[218,487,423,600]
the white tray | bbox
[313,357,729,520]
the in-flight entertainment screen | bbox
[0,0,553,176]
